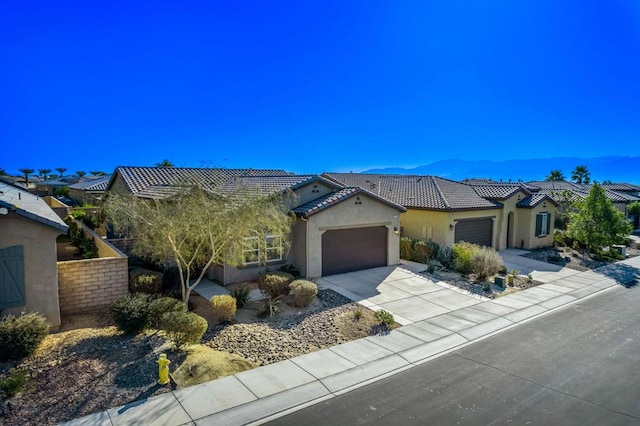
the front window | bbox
[242,234,284,265]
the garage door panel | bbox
[455,219,493,247]
[322,227,387,276]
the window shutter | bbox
[0,245,25,308]
[546,213,551,235]
[535,214,542,237]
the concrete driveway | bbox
[316,265,483,325]
[499,248,581,283]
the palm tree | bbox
[89,170,106,176]
[571,165,591,184]
[38,168,52,181]
[18,168,35,186]
[76,171,87,177]
[55,167,67,177]
[546,170,565,181]
[155,159,174,167]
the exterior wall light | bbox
[393,227,399,235]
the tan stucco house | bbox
[0,182,68,329]
[324,173,558,250]
[106,167,405,284]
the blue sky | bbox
[1,1,639,176]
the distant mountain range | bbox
[363,156,640,184]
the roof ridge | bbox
[431,176,451,209]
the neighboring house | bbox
[36,175,81,196]
[67,175,111,205]
[324,173,558,250]
[0,182,68,329]
[105,167,405,284]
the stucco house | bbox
[105,167,405,284]
[67,175,111,205]
[324,173,558,250]
[0,182,68,329]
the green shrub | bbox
[160,311,208,348]
[482,283,491,292]
[257,272,294,299]
[471,246,503,281]
[400,237,413,260]
[111,294,151,334]
[412,240,429,263]
[147,297,184,328]
[289,279,318,307]
[498,265,508,275]
[437,245,453,268]
[259,298,281,317]
[352,307,363,320]
[374,309,395,328]
[211,294,237,322]
[229,285,251,309]
[0,368,27,398]
[0,312,49,361]
[129,268,163,294]
[452,241,479,274]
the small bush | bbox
[289,279,318,307]
[278,264,300,277]
[412,240,439,263]
[0,369,27,398]
[111,293,151,334]
[259,298,281,317]
[129,268,164,295]
[229,285,251,309]
[258,272,294,300]
[471,246,503,281]
[426,260,436,274]
[498,265,508,275]
[452,241,479,274]
[482,283,491,292]
[147,297,184,328]
[211,294,237,322]
[400,237,413,260]
[374,309,395,328]
[352,307,363,320]
[437,245,453,268]
[160,311,208,348]
[0,312,49,361]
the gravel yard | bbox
[0,290,381,425]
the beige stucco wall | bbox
[0,214,63,329]
[518,204,555,249]
[401,208,500,248]
[107,174,131,197]
[305,194,402,279]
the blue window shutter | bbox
[0,245,25,308]
[535,214,542,237]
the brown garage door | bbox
[322,226,388,276]
[455,218,493,247]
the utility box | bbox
[612,245,627,257]
[494,276,505,288]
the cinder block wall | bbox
[57,221,129,314]
[58,257,128,314]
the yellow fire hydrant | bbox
[157,353,171,385]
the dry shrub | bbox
[472,246,503,281]
[257,272,294,299]
[211,294,237,322]
[289,279,318,307]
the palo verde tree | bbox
[566,183,632,254]
[104,185,294,310]
[549,189,577,230]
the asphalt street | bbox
[267,283,640,426]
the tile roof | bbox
[110,166,295,196]
[602,183,640,192]
[323,173,501,211]
[0,182,68,232]
[292,187,406,218]
[468,183,532,200]
[516,193,558,208]
[67,175,111,191]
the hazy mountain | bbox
[363,156,640,184]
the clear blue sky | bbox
[1,1,639,176]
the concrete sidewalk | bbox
[62,256,640,426]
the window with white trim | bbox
[242,234,284,265]
[535,212,551,237]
